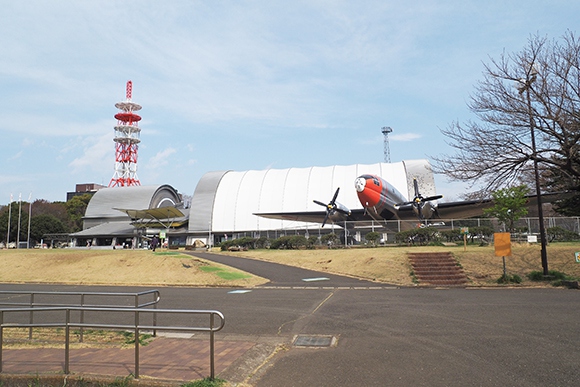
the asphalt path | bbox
[185,251,385,288]
[1,255,580,386]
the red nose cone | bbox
[357,189,380,208]
[355,176,381,208]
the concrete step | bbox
[408,252,468,287]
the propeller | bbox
[395,179,442,219]
[314,187,350,227]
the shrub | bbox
[440,229,461,242]
[219,237,256,251]
[320,233,338,246]
[365,231,381,246]
[219,240,235,251]
[497,274,522,284]
[269,235,308,249]
[254,236,270,249]
[307,235,319,248]
[546,226,580,242]
[527,270,569,281]
[235,237,256,249]
[395,227,439,245]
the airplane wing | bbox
[114,206,189,228]
[434,199,494,219]
[390,200,493,221]
[254,209,371,224]
[413,192,566,220]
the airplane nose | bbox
[355,177,366,193]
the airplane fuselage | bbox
[355,174,408,220]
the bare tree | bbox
[432,31,580,202]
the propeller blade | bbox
[423,195,443,202]
[314,187,349,227]
[413,179,420,198]
[330,187,340,204]
[322,212,330,228]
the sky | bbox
[1,0,578,204]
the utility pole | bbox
[517,65,549,275]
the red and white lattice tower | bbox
[109,80,142,187]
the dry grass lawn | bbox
[0,243,579,287]
[0,249,267,287]
[229,243,580,287]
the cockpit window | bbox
[372,178,380,186]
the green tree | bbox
[65,194,92,232]
[30,214,67,244]
[32,199,69,228]
[0,201,30,244]
[483,185,529,233]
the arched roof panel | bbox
[212,171,245,231]
[234,169,271,231]
[253,168,289,230]
[188,171,228,232]
[190,160,432,233]
[85,185,180,219]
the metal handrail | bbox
[0,306,225,379]
[0,289,161,308]
[0,290,161,341]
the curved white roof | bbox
[189,160,435,233]
[83,185,182,230]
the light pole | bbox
[6,194,12,248]
[518,66,549,275]
[27,193,32,249]
[16,193,22,249]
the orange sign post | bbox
[494,233,512,278]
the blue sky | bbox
[1,1,578,203]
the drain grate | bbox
[293,335,335,347]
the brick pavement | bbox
[1,337,256,382]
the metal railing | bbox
[223,216,580,240]
[0,306,225,379]
[0,290,161,341]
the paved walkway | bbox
[1,337,255,382]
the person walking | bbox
[151,235,159,252]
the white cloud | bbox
[68,133,112,175]
[7,151,23,161]
[1,1,579,202]
[391,133,422,142]
[147,148,177,168]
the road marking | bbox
[228,290,252,294]
[302,277,330,282]
[256,285,400,290]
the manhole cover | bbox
[293,335,335,347]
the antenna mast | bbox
[109,81,142,187]
[382,126,393,163]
